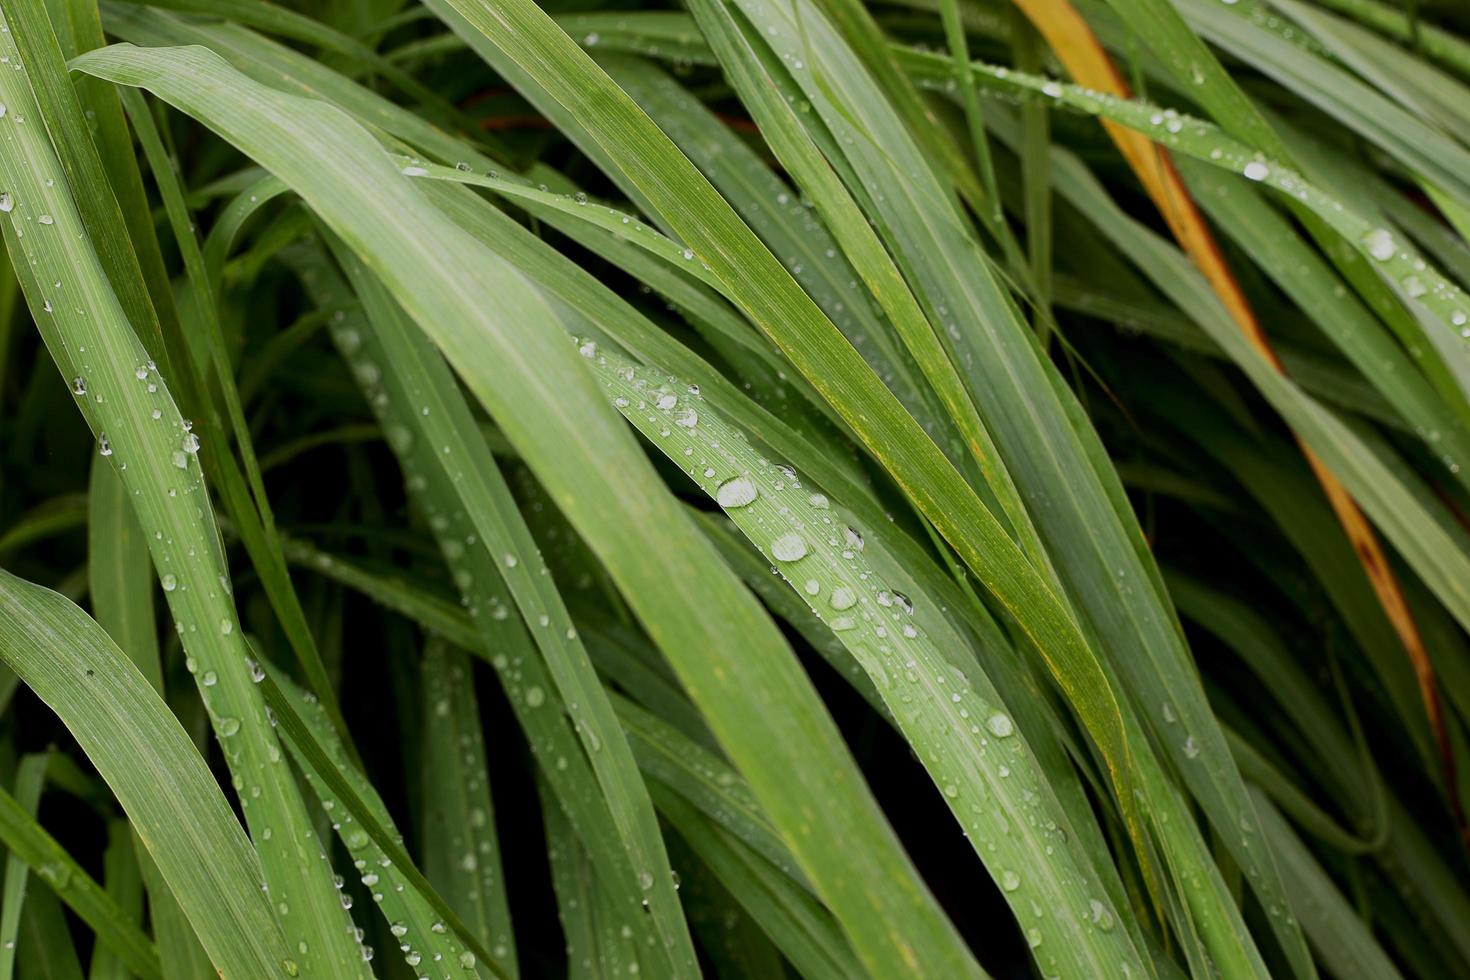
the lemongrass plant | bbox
[0,0,1468,976]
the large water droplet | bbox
[771,533,807,562]
[986,713,1014,738]
[1362,228,1396,262]
[716,475,757,508]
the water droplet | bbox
[808,492,829,509]
[986,713,1014,738]
[1183,735,1200,759]
[0,193,12,213]
[829,585,857,610]
[1089,898,1115,931]
[771,533,807,562]
[161,573,177,592]
[37,214,53,225]
[1362,228,1396,261]
[98,433,112,456]
[525,686,545,708]
[716,475,758,508]
[1242,161,1268,181]
[1001,869,1021,891]
[218,717,241,736]
[71,376,85,395]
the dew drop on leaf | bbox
[771,533,807,562]
[716,475,757,508]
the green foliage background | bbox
[0,0,1468,976]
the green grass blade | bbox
[0,571,290,978]
[420,640,518,978]
[71,41,985,978]
[0,14,368,971]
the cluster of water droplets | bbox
[581,337,1142,973]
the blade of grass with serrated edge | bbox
[576,337,1145,975]
[420,640,518,978]
[71,42,986,977]
[0,571,290,978]
[0,16,365,974]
